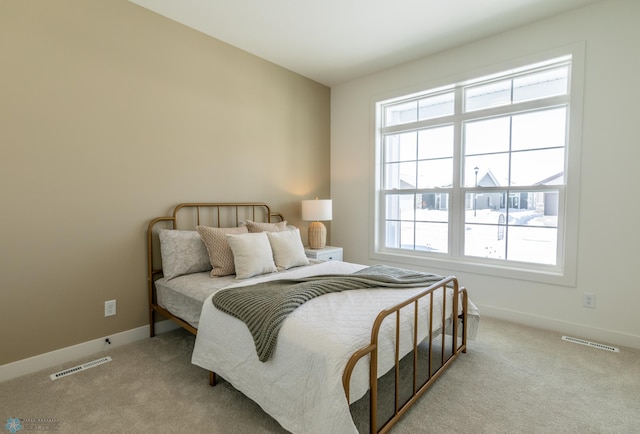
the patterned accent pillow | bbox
[226,232,278,279]
[244,219,288,233]
[196,225,249,277]
[159,230,212,280]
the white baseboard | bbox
[5,309,637,383]
[478,304,640,351]
[0,320,180,383]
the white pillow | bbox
[159,230,212,280]
[266,228,309,271]
[226,232,277,279]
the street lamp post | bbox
[474,166,479,217]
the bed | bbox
[147,202,479,434]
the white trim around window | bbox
[370,43,585,287]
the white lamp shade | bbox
[301,199,332,221]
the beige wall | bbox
[0,1,330,365]
[331,0,640,349]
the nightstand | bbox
[304,246,343,262]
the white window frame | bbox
[371,44,584,286]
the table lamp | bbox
[301,198,332,249]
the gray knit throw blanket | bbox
[212,265,447,362]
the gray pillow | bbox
[159,230,212,280]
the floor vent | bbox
[561,336,619,353]
[49,356,112,380]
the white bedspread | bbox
[191,261,479,434]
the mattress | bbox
[155,272,235,329]
[154,260,328,328]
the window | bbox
[374,51,583,285]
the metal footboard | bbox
[343,276,468,434]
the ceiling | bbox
[129,0,600,86]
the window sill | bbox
[370,249,576,287]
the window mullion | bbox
[450,86,464,257]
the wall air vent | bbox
[49,356,112,380]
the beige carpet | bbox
[1,317,639,433]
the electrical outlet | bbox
[583,293,595,308]
[104,299,116,317]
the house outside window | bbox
[374,48,584,285]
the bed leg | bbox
[149,310,156,337]
[458,312,467,353]
[209,371,217,387]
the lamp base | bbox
[308,221,327,249]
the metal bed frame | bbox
[147,202,468,434]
